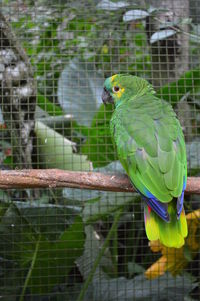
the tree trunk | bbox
[0,11,36,169]
[146,0,189,88]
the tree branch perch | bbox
[0,169,199,194]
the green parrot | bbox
[102,74,188,248]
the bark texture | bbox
[0,169,198,195]
[146,0,189,87]
[0,11,36,168]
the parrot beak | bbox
[102,87,114,105]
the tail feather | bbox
[144,201,188,248]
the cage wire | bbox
[0,0,199,300]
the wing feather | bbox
[112,95,187,206]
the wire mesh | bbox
[0,0,199,300]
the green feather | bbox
[158,146,175,174]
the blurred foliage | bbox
[81,103,116,167]
[35,120,92,171]
[145,209,200,280]
[0,0,199,300]
[0,198,84,296]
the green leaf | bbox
[57,59,104,126]
[157,68,200,104]
[81,103,116,167]
[83,192,135,223]
[29,216,84,294]
[128,262,145,276]
[150,29,176,44]
[25,216,84,294]
[77,225,114,281]
[12,201,79,239]
[37,94,63,116]
[97,0,129,11]
[0,205,85,294]
[183,245,193,262]
[35,120,92,171]
[87,273,197,301]
[123,10,149,22]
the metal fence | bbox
[0,0,199,300]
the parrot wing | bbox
[112,95,187,217]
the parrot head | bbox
[102,74,155,107]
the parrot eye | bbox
[112,86,120,93]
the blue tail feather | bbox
[177,190,184,218]
[144,197,170,222]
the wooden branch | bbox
[0,169,199,194]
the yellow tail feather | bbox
[144,202,188,248]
